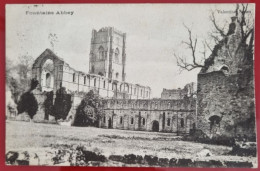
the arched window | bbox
[180,118,184,128]
[103,80,106,89]
[142,118,145,125]
[114,48,119,63]
[112,83,117,91]
[131,117,134,124]
[99,46,105,60]
[103,116,106,123]
[84,76,86,85]
[167,118,171,126]
[46,73,51,88]
[120,116,123,124]
[94,78,96,87]
[73,73,76,82]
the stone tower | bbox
[89,27,126,82]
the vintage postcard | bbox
[5,3,257,167]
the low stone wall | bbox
[6,145,256,168]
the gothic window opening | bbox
[120,116,123,124]
[46,73,51,88]
[99,46,105,60]
[167,118,171,126]
[116,72,119,79]
[84,76,86,85]
[142,118,145,125]
[94,78,96,87]
[73,73,76,82]
[131,117,134,124]
[103,116,106,123]
[112,83,117,91]
[180,118,184,128]
[103,80,106,89]
[114,48,120,63]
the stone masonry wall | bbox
[196,71,255,140]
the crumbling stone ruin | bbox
[196,16,255,141]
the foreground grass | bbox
[6,120,234,159]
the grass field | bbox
[6,120,257,166]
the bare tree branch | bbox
[210,12,227,37]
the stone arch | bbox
[32,49,64,92]
[152,120,159,132]
[125,83,129,93]
[112,82,117,91]
[108,117,112,128]
[217,65,229,75]
[120,116,123,124]
[120,83,124,92]
[41,59,54,91]
[209,115,222,136]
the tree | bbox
[174,4,254,72]
[52,87,72,121]
[73,90,104,127]
[6,54,34,104]
[17,79,39,120]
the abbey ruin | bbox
[25,15,255,139]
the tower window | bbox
[98,46,105,60]
[114,48,120,63]
[91,66,95,73]
[142,118,145,125]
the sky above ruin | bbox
[6,4,255,97]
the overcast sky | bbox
[6,4,255,97]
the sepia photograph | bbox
[5,3,257,167]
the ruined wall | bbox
[161,82,196,100]
[33,49,151,100]
[196,71,255,139]
[100,98,196,134]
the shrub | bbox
[73,90,103,127]
[17,79,39,119]
[52,87,72,120]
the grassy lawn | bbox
[6,120,234,160]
